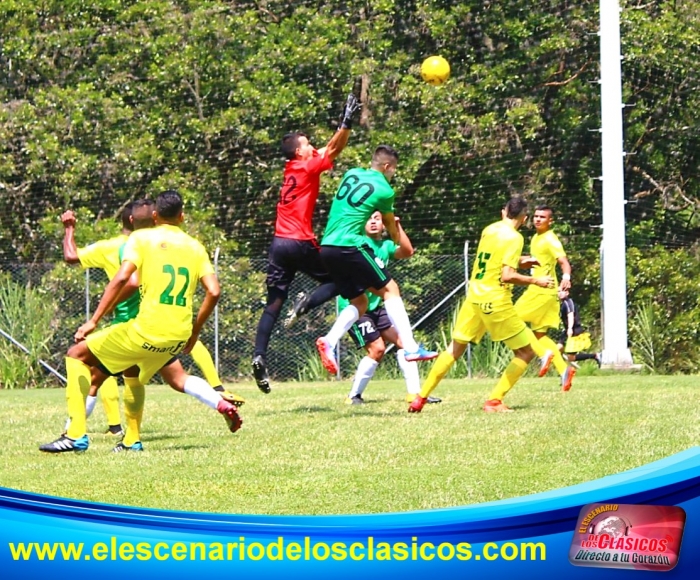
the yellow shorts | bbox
[564,332,592,354]
[85,321,186,384]
[514,292,560,332]
[453,301,531,350]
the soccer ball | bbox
[421,56,451,85]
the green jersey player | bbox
[315,145,437,374]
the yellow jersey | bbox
[467,220,523,306]
[77,234,128,279]
[526,229,566,296]
[121,224,214,343]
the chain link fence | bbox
[0,251,469,387]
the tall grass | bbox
[0,275,58,389]
[629,301,659,373]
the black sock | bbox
[253,305,282,357]
[575,353,597,362]
[306,283,338,311]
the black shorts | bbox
[559,326,585,345]
[348,306,392,348]
[265,236,333,294]
[319,244,392,300]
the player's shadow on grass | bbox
[133,433,181,442]
[257,406,336,416]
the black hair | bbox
[156,190,183,219]
[372,145,399,165]
[281,132,308,160]
[534,204,554,214]
[120,202,134,231]
[131,198,156,230]
[504,196,528,219]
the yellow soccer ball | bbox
[421,56,451,85]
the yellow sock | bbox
[65,357,92,440]
[489,358,528,401]
[100,375,121,427]
[539,335,568,374]
[419,351,456,398]
[122,377,145,447]
[190,340,222,387]
[527,328,547,358]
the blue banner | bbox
[2,447,699,578]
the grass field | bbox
[1,374,698,515]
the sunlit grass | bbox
[1,375,698,515]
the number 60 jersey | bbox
[321,167,395,248]
[121,224,214,343]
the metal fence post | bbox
[335,295,341,380]
[85,269,90,321]
[464,241,472,379]
[214,246,220,372]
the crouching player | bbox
[40,191,242,453]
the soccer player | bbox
[315,145,437,375]
[61,204,137,435]
[40,191,242,453]
[252,79,363,394]
[342,211,441,405]
[409,197,554,414]
[556,289,601,369]
[61,204,242,438]
[514,205,576,391]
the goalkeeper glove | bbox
[339,77,363,129]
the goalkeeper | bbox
[556,290,601,367]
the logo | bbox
[569,503,686,571]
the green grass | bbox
[1,374,698,515]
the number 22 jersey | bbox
[121,224,214,343]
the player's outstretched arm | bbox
[61,210,80,264]
[558,256,572,291]
[501,265,554,288]
[106,272,140,315]
[381,211,400,244]
[519,255,539,269]
[320,77,363,161]
[75,261,136,341]
[184,273,221,354]
[393,217,415,259]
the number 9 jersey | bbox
[121,224,215,343]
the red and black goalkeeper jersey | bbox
[274,149,333,240]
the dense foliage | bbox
[1,1,699,380]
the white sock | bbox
[184,376,221,410]
[85,395,98,418]
[383,297,418,352]
[349,357,379,398]
[325,305,360,348]
[396,349,420,394]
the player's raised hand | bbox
[74,320,96,342]
[61,210,76,228]
[534,275,555,289]
[339,76,363,129]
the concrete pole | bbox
[599,0,633,365]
